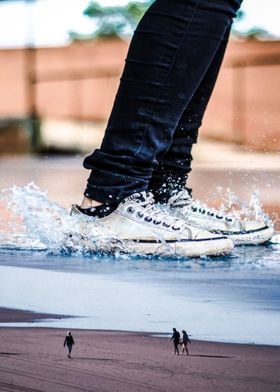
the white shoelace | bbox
[169,190,235,223]
[127,192,183,231]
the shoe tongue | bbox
[124,191,147,203]
[181,187,192,198]
[169,188,192,205]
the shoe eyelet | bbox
[162,222,171,228]
[137,211,144,218]
[144,216,152,222]
[153,220,161,225]
[172,226,180,231]
[216,215,223,220]
[127,206,135,214]
[191,207,197,212]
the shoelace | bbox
[170,190,235,223]
[127,192,183,231]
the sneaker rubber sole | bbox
[118,236,234,258]
[224,225,274,245]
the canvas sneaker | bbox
[167,188,274,245]
[71,191,233,257]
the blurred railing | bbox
[0,40,280,152]
[230,53,280,145]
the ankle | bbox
[80,196,103,209]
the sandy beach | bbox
[0,308,279,392]
[0,153,280,391]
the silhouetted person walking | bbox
[181,330,191,355]
[64,331,75,358]
[169,328,180,355]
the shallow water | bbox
[0,182,279,346]
[0,244,280,346]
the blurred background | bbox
[0,0,279,227]
[0,0,279,154]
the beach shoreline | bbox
[1,306,279,347]
[0,306,71,323]
[0,307,279,392]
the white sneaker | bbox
[167,189,274,245]
[71,192,233,257]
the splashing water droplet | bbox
[214,187,273,229]
[0,183,125,255]
[270,234,280,244]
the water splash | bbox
[0,183,124,255]
[215,188,273,227]
[0,183,277,260]
[271,234,280,244]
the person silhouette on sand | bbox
[63,331,75,358]
[181,330,191,355]
[169,328,180,355]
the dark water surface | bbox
[0,243,279,346]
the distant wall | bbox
[0,49,27,116]
[201,39,280,151]
[0,38,279,151]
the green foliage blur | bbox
[69,1,269,42]
[69,0,154,41]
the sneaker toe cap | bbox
[241,220,268,232]
[192,228,227,240]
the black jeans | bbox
[84,0,242,203]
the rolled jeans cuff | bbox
[84,170,148,204]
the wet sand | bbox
[0,308,279,392]
[0,307,70,323]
